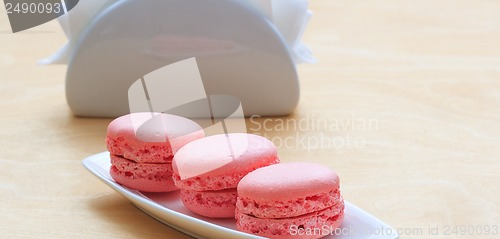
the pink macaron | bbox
[106,112,204,192]
[236,162,345,239]
[172,133,279,218]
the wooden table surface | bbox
[1,1,499,238]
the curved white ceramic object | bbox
[66,0,299,117]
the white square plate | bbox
[83,152,399,239]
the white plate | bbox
[83,152,399,239]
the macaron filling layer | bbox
[236,188,341,219]
[109,156,178,192]
[107,136,173,163]
[180,189,238,218]
[110,154,173,179]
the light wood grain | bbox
[1,1,499,238]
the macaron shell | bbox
[109,154,177,192]
[172,155,279,191]
[235,202,345,239]
[237,162,340,202]
[236,189,342,219]
[106,112,204,163]
[180,189,238,218]
[172,133,279,190]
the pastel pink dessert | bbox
[236,162,344,239]
[172,133,279,218]
[106,112,204,192]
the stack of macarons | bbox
[106,112,204,192]
[106,113,344,238]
